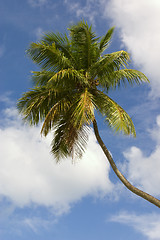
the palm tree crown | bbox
[18,21,160,208]
[17,20,149,160]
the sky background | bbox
[0,0,160,239]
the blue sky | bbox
[0,0,160,239]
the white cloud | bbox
[123,115,160,197]
[102,0,160,98]
[110,211,160,240]
[28,0,48,7]
[0,105,113,215]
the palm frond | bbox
[41,32,77,67]
[69,21,99,70]
[51,118,89,161]
[108,69,150,88]
[42,32,68,46]
[71,88,95,129]
[99,27,115,53]
[31,70,55,86]
[41,98,70,136]
[27,41,72,71]
[47,68,89,89]
[17,86,60,125]
[91,50,130,80]
[94,90,136,136]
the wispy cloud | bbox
[34,27,44,39]
[0,92,13,105]
[110,211,160,240]
[0,202,57,236]
[23,217,57,233]
[0,44,5,58]
[64,0,102,25]
[28,0,48,8]
[0,101,113,215]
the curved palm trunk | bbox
[93,118,160,208]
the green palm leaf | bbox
[40,97,71,137]
[71,88,95,128]
[17,86,52,125]
[47,68,88,89]
[94,90,136,136]
[51,117,89,161]
[27,41,72,71]
[109,69,150,88]
[41,32,77,67]
[91,50,130,81]
[99,26,115,53]
[17,86,67,125]
[31,70,55,86]
[69,21,99,70]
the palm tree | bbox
[17,20,160,208]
